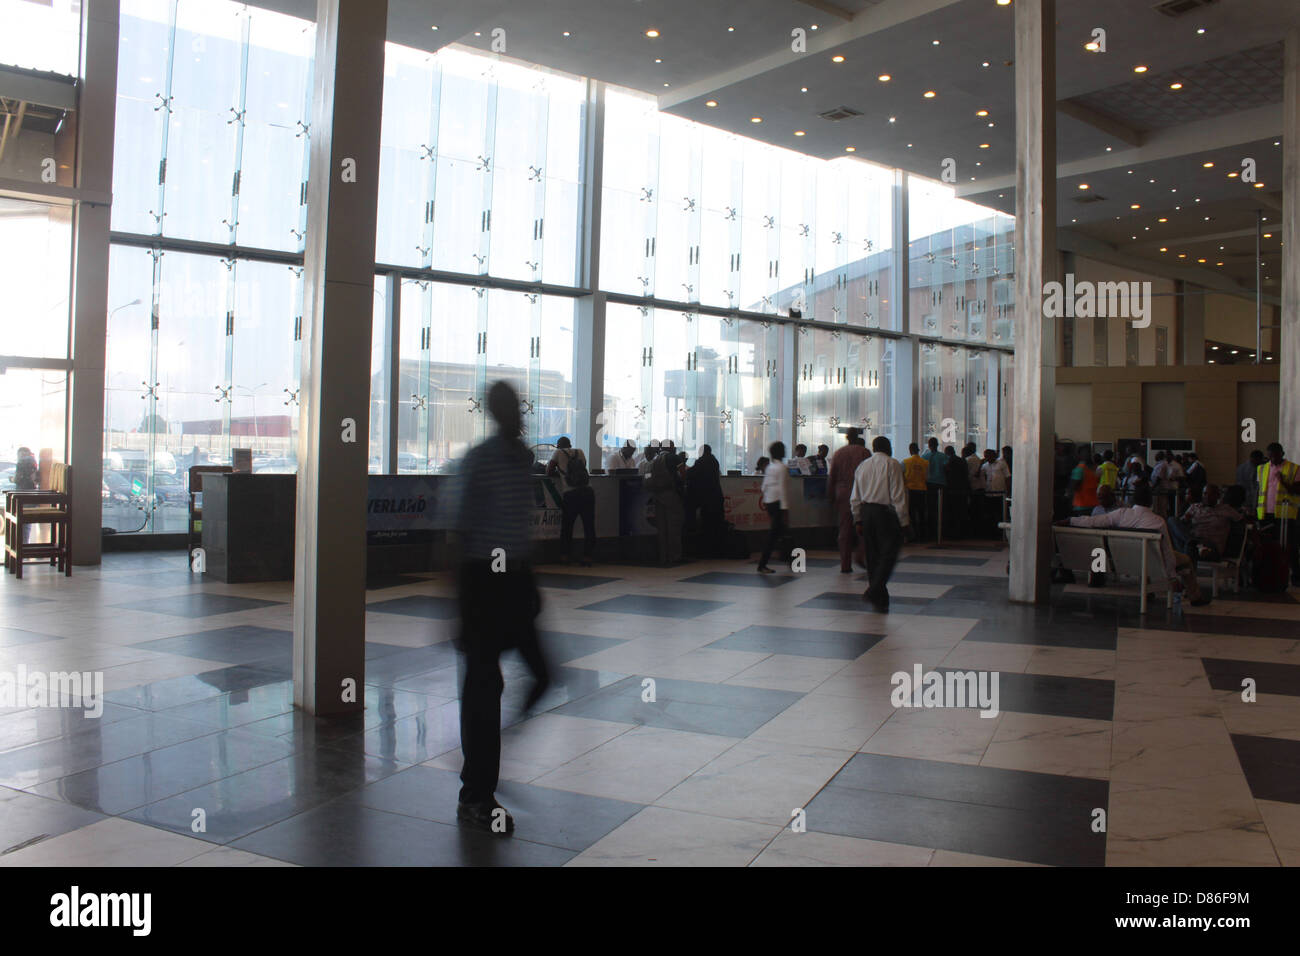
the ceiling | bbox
[246,0,1300,295]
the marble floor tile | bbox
[566,806,779,866]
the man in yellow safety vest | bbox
[1257,442,1300,586]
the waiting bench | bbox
[1052,524,1171,613]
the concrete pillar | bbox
[1282,28,1299,456]
[68,0,119,565]
[1009,0,1057,604]
[1181,282,1206,366]
[577,80,607,458]
[292,0,387,716]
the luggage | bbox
[1253,534,1289,593]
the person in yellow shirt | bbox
[903,442,928,541]
[1097,450,1119,491]
[1257,442,1300,586]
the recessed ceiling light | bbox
[1105,146,1112,152]
[1198,258,1207,263]
[794,130,805,136]
[976,109,989,117]
[979,143,990,149]
[800,87,808,92]
[889,116,896,123]
[923,90,936,98]
[1217,261,1224,266]
[750,117,762,123]
[1211,345,1218,350]
[932,39,941,46]
[1197,27,1206,35]
[878,74,891,82]
[846,146,856,152]
[1254,182,1266,188]
[997,0,1011,5]
[1085,41,1100,52]
[982,61,990,68]
[1158,217,1168,223]
[645,29,659,38]
[1202,161,1214,168]
[727,26,735,32]
[832,55,845,63]
[1208,359,1216,364]
[1230,349,1238,354]
[1133,65,1148,73]
[1170,82,1183,90]
[1264,232,1273,238]
[655,58,662,63]
[907,143,913,148]
[1159,247,1168,252]
[705,100,717,107]
[1228,171,1239,178]
[562,31,570,37]
[811,24,818,30]
[663,83,669,87]
[1178,253,1187,258]
[430,25,438,30]
[1078,183,1089,190]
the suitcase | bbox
[1252,534,1289,593]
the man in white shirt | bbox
[850,436,909,613]
[757,441,792,573]
[1062,482,1209,605]
[637,440,660,476]
[605,440,637,471]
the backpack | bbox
[563,450,589,489]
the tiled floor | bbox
[1,542,1297,867]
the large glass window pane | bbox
[237,8,314,251]
[0,0,81,76]
[162,0,243,244]
[104,244,157,533]
[377,44,438,268]
[599,89,658,297]
[431,51,491,275]
[230,261,299,471]
[0,198,72,358]
[113,0,172,235]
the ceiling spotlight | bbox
[563,31,570,37]
[1216,262,1224,266]
[1197,27,1206,34]
[1228,171,1239,178]
[1211,345,1218,350]
[794,130,805,136]
[1159,247,1168,252]
[889,116,896,123]
[924,90,936,98]
[1085,41,1100,52]
[1105,146,1112,152]
[800,87,808,92]
[1198,258,1207,263]
[1263,232,1273,238]
[1158,217,1168,223]
[750,116,762,123]
[655,58,662,63]
[1133,65,1148,73]
[976,109,989,117]
[1170,82,1183,90]
[932,39,941,45]
[705,100,718,107]
[811,24,818,30]
[982,61,990,68]
[846,146,856,152]
[1202,161,1214,168]
[997,0,1011,5]
[645,29,659,38]
[832,55,845,63]
[878,74,891,82]
[1077,183,1089,190]
[727,26,735,32]
[1178,253,1187,258]
[1254,182,1266,188]
[430,25,439,30]
[978,143,990,149]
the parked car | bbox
[151,472,189,506]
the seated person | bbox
[1091,484,1122,516]
[1180,484,1243,562]
[1058,481,1209,606]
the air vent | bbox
[819,106,863,121]
[1152,0,1218,17]
[1073,194,1106,204]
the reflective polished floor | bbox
[0,543,1297,866]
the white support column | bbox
[68,0,119,565]
[382,270,399,473]
[1282,28,1300,456]
[292,0,387,715]
[1009,0,1057,604]
[892,169,915,447]
[577,80,607,457]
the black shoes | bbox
[862,590,889,614]
[457,800,515,835]
[757,565,775,574]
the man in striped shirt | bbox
[452,381,549,835]
[851,436,910,613]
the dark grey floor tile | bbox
[0,785,105,855]
[105,665,287,712]
[577,595,731,619]
[1204,658,1300,698]
[891,571,1007,586]
[679,571,796,588]
[535,631,627,663]
[124,747,412,844]
[931,668,1114,721]
[0,628,64,647]
[707,624,885,660]
[366,595,459,620]
[1142,614,1300,640]
[156,680,296,731]
[343,764,642,852]
[365,641,414,660]
[99,570,210,589]
[112,593,282,618]
[553,675,800,737]
[0,713,219,788]
[901,556,991,567]
[1230,733,1300,803]
[231,798,575,866]
[365,574,427,590]
[364,644,458,685]
[131,625,291,666]
[238,685,438,746]
[806,753,1109,865]
[797,592,932,612]
[0,702,146,754]
[29,728,297,815]
[535,572,621,590]
[318,700,462,765]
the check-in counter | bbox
[199,471,839,581]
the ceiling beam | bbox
[659,0,964,109]
[795,0,857,21]
[1057,99,1144,148]
[958,104,1283,199]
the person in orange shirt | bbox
[902,443,928,541]
[1068,446,1100,516]
[828,429,871,572]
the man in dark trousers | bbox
[687,444,725,556]
[453,381,549,835]
[649,443,686,565]
[828,428,870,573]
[851,436,909,613]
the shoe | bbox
[457,800,515,835]
[757,565,775,574]
[524,676,551,712]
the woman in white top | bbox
[758,441,792,573]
